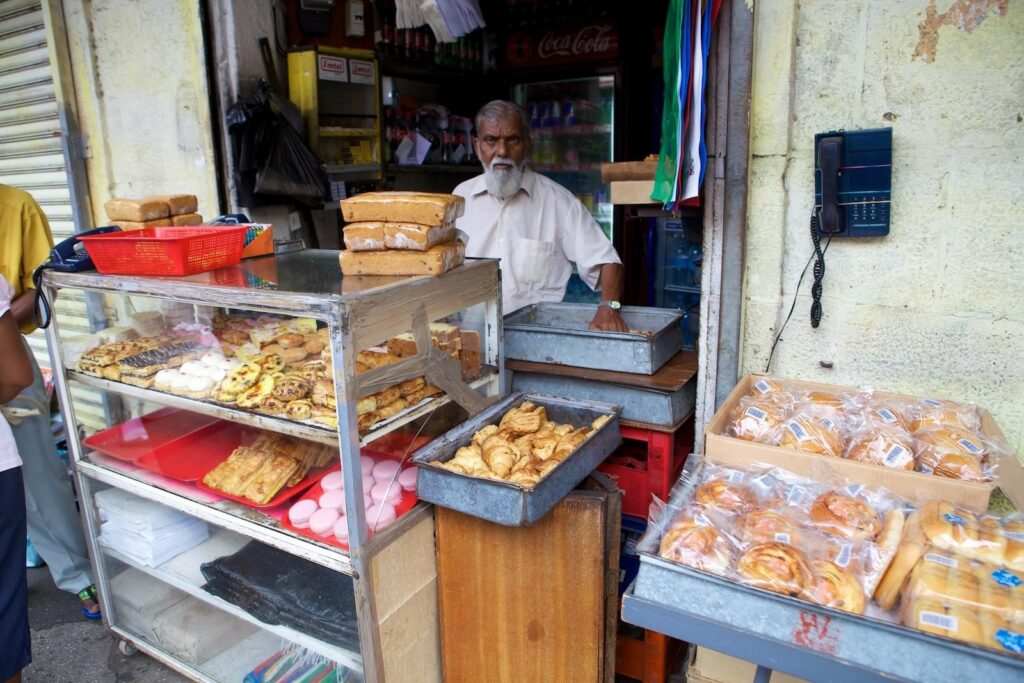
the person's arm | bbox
[10,289,36,327]
[588,263,629,332]
[0,311,33,403]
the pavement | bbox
[24,564,186,683]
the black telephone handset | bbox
[810,135,844,328]
[32,226,121,329]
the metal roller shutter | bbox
[0,0,106,429]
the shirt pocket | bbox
[510,238,556,285]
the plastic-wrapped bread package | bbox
[1004,516,1024,572]
[844,426,916,470]
[339,191,465,226]
[858,396,915,433]
[745,376,802,405]
[658,508,737,576]
[791,388,867,424]
[342,222,386,251]
[919,500,1009,566]
[901,547,1024,625]
[913,426,996,483]
[768,406,846,458]
[902,594,1024,655]
[909,397,982,434]
[726,395,791,443]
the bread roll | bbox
[340,191,465,225]
[864,399,912,432]
[910,398,980,433]
[736,542,812,596]
[384,222,455,251]
[1002,519,1024,571]
[875,511,928,610]
[747,377,791,400]
[339,241,465,276]
[810,491,881,541]
[148,194,198,215]
[906,597,956,637]
[659,514,732,575]
[694,478,758,513]
[105,197,170,222]
[845,427,915,470]
[977,612,1018,654]
[946,606,985,646]
[170,212,203,226]
[727,397,789,442]
[921,502,1008,565]
[805,560,866,614]
[343,222,386,251]
[773,413,844,457]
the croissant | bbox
[482,440,519,477]
[472,424,500,447]
[499,403,547,436]
[449,444,488,473]
[530,433,560,461]
[537,459,560,477]
[513,432,536,453]
[553,428,589,461]
[591,414,611,431]
[510,452,538,474]
[553,424,573,437]
[539,421,557,434]
[508,469,540,488]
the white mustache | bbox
[489,156,519,171]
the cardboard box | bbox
[610,180,657,205]
[689,647,807,683]
[705,374,1023,511]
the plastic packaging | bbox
[845,427,916,470]
[769,409,845,458]
[726,396,790,443]
[909,398,982,434]
[903,547,1024,623]
[913,426,994,482]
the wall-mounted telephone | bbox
[32,226,121,328]
[814,127,893,238]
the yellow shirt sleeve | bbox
[20,199,54,295]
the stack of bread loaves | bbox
[104,195,202,230]
[339,192,465,276]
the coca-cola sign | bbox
[506,22,618,69]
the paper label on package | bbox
[877,408,898,424]
[925,553,958,569]
[744,406,767,421]
[693,513,711,527]
[921,398,943,407]
[786,421,809,441]
[819,417,836,431]
[957,438,982,455]
[835,543,853,568]
[996,628,1024,654]
[754,379,772,394]
[843,483,865,497]
[774,533,791,544]
[991,569,1023,588]
[883,444,911,468]
[318,55,348,82]
[726,470,744,484]
[920,611,957,632]
[1002,530,1024,542]
[944,513,966,526]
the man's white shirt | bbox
[452,168,621,315]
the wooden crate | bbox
[435,476,622,682]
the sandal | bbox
[78,585,102,620]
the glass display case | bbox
[41,250,503,682]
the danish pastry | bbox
[773,413,844,457]
[694,479,758,514]
[810,491,881,541]
[844,428,915,470]
[736,542,812,596]
[805,560,866,614]
[727,397,789,442]
[286,399,312,421]
[735,509,802,545]
[659,515,731,575]
[910,398,980,433]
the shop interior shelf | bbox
[77,457,354,575]
[324,163,380,175]
[384,163,480,174]
[202,630,294,681]
[101,526,363,672]
[69,369,498,448]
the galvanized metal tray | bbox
[510,370,695,426]
[412,392,622,526]
[503,303,683,375]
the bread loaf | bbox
[386,333,418,358]
[340,192,464,226]
[148,194,198,216]
[111,218,173,230]
[384,222,455,251]
[339,241,464,276]
[343,222,386,251]
[170,212,203,226]
[105,198,171,222]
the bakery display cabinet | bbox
[42,250,503,682]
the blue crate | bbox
[619,515,648,595]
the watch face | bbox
[606,300,622,310]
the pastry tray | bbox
[503,302,683,375]
[83,407,222,463]
[411,392,622,526]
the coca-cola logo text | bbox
[537,24,615,59]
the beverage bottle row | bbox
[375,20,488,74]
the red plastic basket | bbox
[78,226,247,276]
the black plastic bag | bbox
[253,116,329,206]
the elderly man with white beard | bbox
[452,100,627,332]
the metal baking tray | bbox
[503,303,683,375]
[411,392,622,526]
[510,370,695,426]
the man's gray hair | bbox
[474,100,531,140]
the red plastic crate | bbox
[598,419,694,519]
[78,226,246,276]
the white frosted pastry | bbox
[186,376,215,398]
[201,352,225,366]
[154,369,178,392]
[180,361,207,377]
[218,358,241,371]
[170,374,191,394]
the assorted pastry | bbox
[434,402,614,489]
[654,459,1024,656]
[724,377,1004,482]
[201,432,335,504]
[657,462,905,615]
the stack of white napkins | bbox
[96,488,209,567]
[395,0,484,43]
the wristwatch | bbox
[599,300,622,311]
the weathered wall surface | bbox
[62,0,220,223]
[743,0,1023,458]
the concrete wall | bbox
[62,0,220,223]
[742,0,1023,458]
